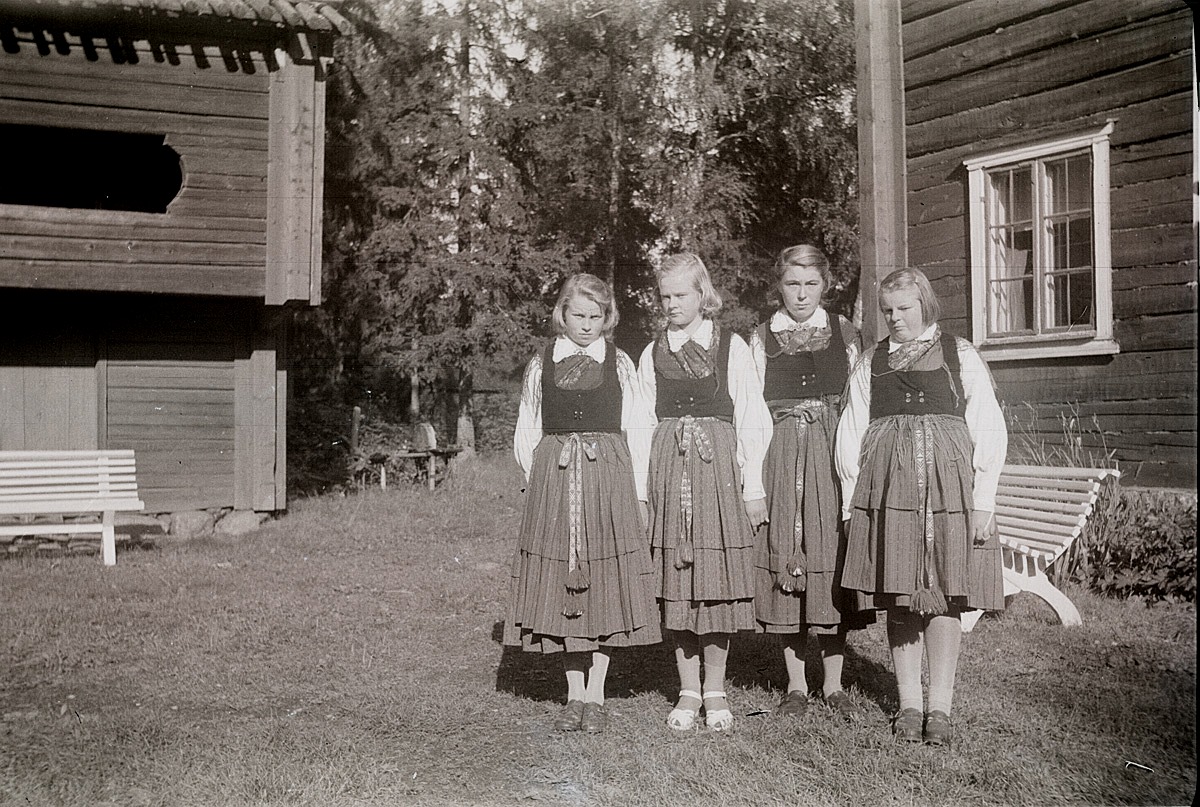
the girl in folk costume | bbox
[835,267,1007,747]
[750,245,871,720]
[638,253,772,732]
[505,273,661,734]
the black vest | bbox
[760,317,849,404]
[541,341,623,434]
[869,331,966,420]
[654,328,736,422]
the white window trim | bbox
[964,122,1118,362]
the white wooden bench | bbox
[962,463,1120,631]
[0,450,145,566]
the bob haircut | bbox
[656,252,722,317]
[774,244,833,302]
[878,267,941,326]
[552,272,619,338]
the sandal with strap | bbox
[704,691,734,732]
[666,690,701,731]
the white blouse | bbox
[748,307,859,388]
[834,326,1008,519]
[513,336,653,500]
[636,319,772,501]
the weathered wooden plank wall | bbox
[106,302,240,512]
[0,318,98,451]
[0,291,283,512]
[901,0,1196,487]
[0,41,270,296]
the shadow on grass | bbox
[491,620,679,702]
[492,619,896,713]
[725,630,897,715]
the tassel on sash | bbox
[558,433,598,617]
[672,415,714,570]
[771,399,830,593]
[910,421,947,615]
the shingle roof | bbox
[0,0,350,36]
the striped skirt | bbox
[756,398,873,634]
[649,416,756,634]
[842,414,1004,613]
[504,432,662,654]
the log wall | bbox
[901,0,1196,487]
[0,41,266,296]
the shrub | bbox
[1085,487,1197,602]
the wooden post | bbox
[350,405,361,455]
[855,0,908,346]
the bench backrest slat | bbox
[994,503,1087,528]
[1003,464,1120,481]
[995,494,1092,517]
[0,450,136,460]
[0,483,140,499]
[0,498,144,515]
[0,463,136,477]
[997,511,1081,537]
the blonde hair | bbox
[656,252,722,316]
[552,273,619,338]
[774,244,832,303]
[879,267,941,326]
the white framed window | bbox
[965,123,1119,361]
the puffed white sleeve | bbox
[835,349,873,520]
[727,333,772,501]
[838,316,861,370]
[958,341,1008,513]
[748,326,768,388]
[513,355,543,479]
[637,341,659,433]
[617,349,653,501]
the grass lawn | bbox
[1,454,1194,807]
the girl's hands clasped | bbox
[971,509,997,547]
[745,497,769,531]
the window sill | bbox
[976,338,1120,362]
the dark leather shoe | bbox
[923,710,952,747]
[581,702,608,733]
[554,700,584,732]
[892,708,923,743]
[823,690,865,720]
[776,690,809,718]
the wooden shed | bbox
[855,0,1196,488]
[0,0,347,512]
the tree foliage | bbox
[301,0,858,439]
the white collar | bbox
[888,323,939,353]
[770,307,829,333]
[553,335,606,363]
[665,318,713,352]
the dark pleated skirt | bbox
[842,414,1004,612]
[755,400,874,634]
[504,432,662,654]
[649,417,756,634]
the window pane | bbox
[1046,153,1091,214]
[1046,269,1094,330]
[988,170,1011,225]
[1068,216,1092,268]
[1010,166,1032,222]
[990,277,1033,334]
[1067,154,1091,210]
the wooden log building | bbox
[0,0,347,512]
[856,0,1196,488]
